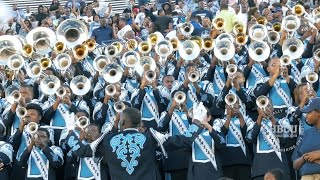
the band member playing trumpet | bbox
[246,98,289,180]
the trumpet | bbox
[213,17,225,30]
[126,39,138,51]
[5,85,21,104]
[114,101,125,113]
[226,64,237,77]
[203,37,214,51]
[105,45,119,58]
[248,40,270,62]
[178,40,200,61]
[145,70,156,82]
[8,54,24,71]
[214,39,235,61]
[235,33,248,45]
[179,22,194,36]
[225,93,237,107]
[306,72,318,84]
[174,91,186,104]
[105,84,116,96]
[40,75,61,96]
[16,106,27,118]
[280,55,291,66]
[272,22,282,32]
[103,63,123,84]
[148,32,164,45]
[84,39,96,51]
[267,31,280,44]
[26,61,42,78]
[70,75,91,96]
[27,122,38,134]
[256,95,269,111]
[54,41,66,53]
[138,41,152,54]
[293,4,305,16]
[76,116,90,129]
[314,49,320,61]
[282,38,304,60]
[22,44,34,57]
[73,44,88,60]
[39,58,52,70]
[257,16,267,25]
[93,55,110,72]
[169,37,180,51]
[56,86,66,98]
[54,53,72,71]
[188,71,200,82]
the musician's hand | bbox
[79,129,85,141]
[0,163,4,171]
[18,119,27,133]
[140,76,148,89]
[103,94,110,104]
[18,97,26,107]
[304,151,320,163]
[177,57,184,67]
[200,118,213,133]
[183,76,190,88]
[63,96,72,107]
[257,107,267,118]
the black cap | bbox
[301,97,320,113]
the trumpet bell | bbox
[214,39,235,61]
[188,71,200,82]
[114,101,125,113]
[282,15,301,32]
[174,91,186,104]
[103,63,123,83]
[76,116,90,129]
[272,22,282,32]
[38,58,52,70]
[256,95,269,110]
[282,38,304,59]
[54,41,66,53]
[0,35,22,64]
[169,37,180,51]
[40,75,61,96]
[306,72,319,84]
[148,32,164,45]
[105,45,119,58]
[70,75,91,96]
[26,27,56,55]
[135,56,156,77]
[122,51,140,68]
[5,85,21,104]
[213,17,226,30]
[280,55,291,66]
[155,40,173,57]
[56,19,88,48]
[84,39,96,51]
[235,33,248,45]
[111,41,123,53]
[179,22,194,36]
[226,64,237,76]
[73,44,88,60]
[293,4,305,16]
[267,31,280,44]
[26,61,42,78]
[225,93,237,106]
[216,33,234,43]
[248,41,270,62]
[257,16,267,25]
[105,84,116,96]
[313,49,320,61]
[16,106,27,118]
[249,24,268,41]
[22,44,34,57]
[8,54,24,71]
[27,122,38,134]
[178,40,200,61]
[203,37,214,51]
[93,55,110,72]
[56,86,66,97]
[145,70,156,82]
[138,41,152,54]
[54,53,72,71]
[233,22,246,34]
[126,39,138,51]
[189,36,204,50]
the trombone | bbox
[225,93,237,108]
[83,39,96,51]
[203,37,214,51]
[212,17,226,30]
[248,41,270,62]
[22,44,34,57]
[148,32,164,45]
[73,44,88,60]
[40,75,61,96]
[257,16,267,25]
[256,95,269,111]
[306,72,318,91]
[235,33,248,45]
[272,22,282,32]
[92,55,110,72]
[16,106,27,118]
[126,39,138,51]
[38,58,52,70]
[103,63,123,84]
[138,41,152,54]
[169,37,180,51]
[293,4,305,16]
[233,22,246,34]
[54,41,66,54]
[111,41,123,53]
[27,122,38,134]
[70,75,91,96]
[189,36,204,50]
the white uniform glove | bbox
[193,102,207,122]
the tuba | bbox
[54,53,72,71]
[214,39,235,61]
[188,71,200,82]
[16,106,27,118]
[179,22,194,37]
[5,85,21,104]
[7,54,24,71]
[26,27,56,55]
[40,75,61,95]
[105,45,119,58]
[0,35,22,64]
[212,17,225,30]
[267,31,280,44]
[216,33,234,43]
[256,95,269,111]
[70,75,91,96]
[249,24,268,41]
[38,58,52,70]
[178,40,200,61]
[145,70,156,82]
[122,51,140,68]
[56,86,66,98]
[27,122,38,134]
[73,44,88,60]
[148,32,164,45]
[248,41,270,62]
[203,37,214,51]
[126,39,138,51]
[76,116,90,129]
[225,93,237,107]
[54,41,66,54]
[174,91,186,104]
[93,55,110,72]
[114,101,125,113]
[282,38,304,59]
[105,84,116,96]
[138,41,152,54]
[313,48,320,61]
[26,61,42,78]
[56,19,89,48]
[103,63,123,83]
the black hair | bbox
[87,122,101,133]
[20,84,34,95]
[26,103,43,117]
[158,9,164,16]
[162,75,174,82]
[122,107,141,128]
[220,3,228,10]
[38,128,50,139]
[267,168,290,180]
[186,62,198,72]
[76,110,90,118]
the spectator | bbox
[91,17,114,45]
[49,0,60,11]
[264,169,290,180]
[36,5,48,26]
[215,2,237,33]
[18,19,33,37]
[192,0,213,20]
[154,9,173,34]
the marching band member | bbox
[17,127,63,180]
[0,141,13,180]
[243,57,268,89]
[157,75,175,99]
[246,98,289,180]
